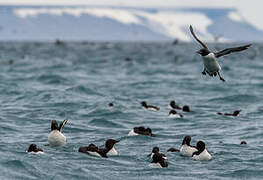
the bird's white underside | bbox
[180,144,198,157]
[48,130,66,146]
[192,149,212,161]
[202,53,221,73]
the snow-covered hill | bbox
[0,6,262,42]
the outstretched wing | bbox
[215,44,251,58]
[189,25,208,49]
[58,119,68,132]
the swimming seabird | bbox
[168,110,183,118]
[147,147,167,160]
[182,105,190,112]
[141,101,160,111]
[78,139,119,158]
[48,119,68,147]
[108,103,114,107]
[192,141,212,161]
[217,110,241,116]
[27,144,44,154]
[128,126,155,137]
[189,25,251,82]
[167,136,197,157]
[169,100,181,110]
[240,141,247,145]
[150,152,168,168]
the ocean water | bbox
[0,42,262,180]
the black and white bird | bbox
[167,136,197,157]
[147,147,167,160]
[128,126,155,137]
[141,101,160,111]
[192,141,212,161]
[27,144,44,154]
[150,152,168,168]
[189,25,251,82]
[48,119,68,147]
[169,100,181,110]
[78,139,119,158]
[217,110,241,116]
[168,110,183,118]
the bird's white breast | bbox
[48,130,66,147]
[192,149,212,161]
[202,53,221,73]
[180,144,198,157]
[128,129,139,136]
[145,107,158,111]
[169,114,182,118]
[27,151,44,155]
[149,163,162,168]
[107,147,118,156]
[87,151,102,157]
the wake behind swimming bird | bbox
[189,25,251,82]
[78,139,119,158]
[48,119,68,147]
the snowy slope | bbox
[0,6,262,42]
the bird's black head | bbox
[146,127,154,136]
[182,136,191,145]
[152,147,160,153]
[136,126,146,132]
[233,110,241,116]
[170,100,175,106]
[27,144,37,152]
[105,139,119,149]
[152,153,168,167]
[169,110,177,115]
[141,101,147,107]
[196,141,206,152]
[240,141,247,145]
[146,128,152,134]
[197,48,210,56]
[182,105,190,112]
[51,120,59,131]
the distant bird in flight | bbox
[189,25,251,82]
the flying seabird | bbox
[189,25,251,82]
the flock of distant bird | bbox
[27,25,251,168]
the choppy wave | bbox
[0,42,262,179]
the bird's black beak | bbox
[196,50,201,54]
[147,153,152,157]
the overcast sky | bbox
[0,0,262,30]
